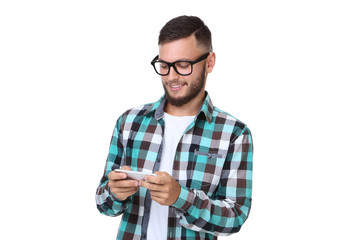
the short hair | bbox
[158,15,213,51]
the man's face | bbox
[158,35,209,107]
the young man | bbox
[96,16,253,240]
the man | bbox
[96,15,253,240]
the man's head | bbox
[158,15,213,52]
[154,16,215,108]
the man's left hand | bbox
[140,172,181,206]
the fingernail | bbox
[134,181,139,186]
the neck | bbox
[165,91,205,117]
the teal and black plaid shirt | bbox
[96,92,253,240]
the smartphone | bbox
[114,169,156,181]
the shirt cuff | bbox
[171,185,195,211]
[107,183,129,211]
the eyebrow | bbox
[158,57,192,62]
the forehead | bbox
[159,35,205,61]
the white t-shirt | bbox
[147,113,195,240]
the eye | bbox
[176,62,191,69]
[160,63,169,69]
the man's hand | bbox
[140,172,181,206]
[108,166,140,201]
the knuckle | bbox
[108,172,113,180]
[116,181,124,187]
[122,166,132,170]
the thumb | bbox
[121,165,132,171]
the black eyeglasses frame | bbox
[151,52,210,76]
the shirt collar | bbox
[144,91,214,123]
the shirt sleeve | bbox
[95,117,129,216]
[171,126,253,236]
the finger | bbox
[154,171,168,177]
[109,179,139,190]
[115,179,139,188]
[112,188,139,201]
[108,171,127,181]
[147,171,173,184]
[145,175,163,184]
[140,180,160,191]
[150,195,167,206]
[121,166,132,171]
[112,187,139,194]
[140,180,151,189]
[126,188,139,196]
[149,190,167,198]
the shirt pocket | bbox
[188,149,223,195]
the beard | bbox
[162,66,206,107]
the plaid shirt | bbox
[96,92,253,240]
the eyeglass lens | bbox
[153,61,192,76]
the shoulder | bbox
[123,102,153,118]
[211,106,251,136]
[115,102,155,128]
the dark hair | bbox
[158,16,213,51]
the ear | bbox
[206,52,216,73]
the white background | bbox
[1,1,359,239]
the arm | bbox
[95,118,130,217]
[171,127,253,236]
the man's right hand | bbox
[108,166,140,201]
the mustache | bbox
[162,80,187,86]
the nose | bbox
[167,65,180,80]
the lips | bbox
[170,84,183,91]
[164,81,187,92]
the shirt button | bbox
[145,208,150,214]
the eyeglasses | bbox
[151,52,210,76]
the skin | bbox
[108,34,216,205]
[108,166,140,201]
[159,35,215,116]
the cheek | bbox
[193,64,206,76]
